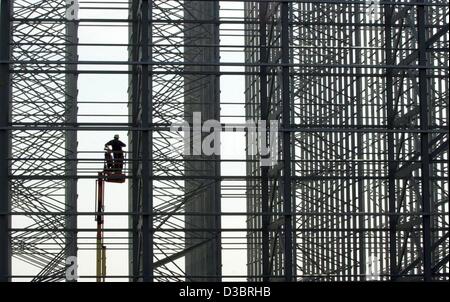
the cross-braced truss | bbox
[5,0,77,282]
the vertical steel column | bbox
[288,5,297,280]
[0,0,11,283]
[384,4,398,281]
[354,4,366,280]
[128,1,141,281]
[213,0,222,280]
[417,0,432,281]
[281,1,293,282]
[141,0,153,282]
[259,0,270,282]
[129,0,139,282]
[65,5,79,280]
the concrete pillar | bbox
[184,1,221,282]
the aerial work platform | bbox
[102,170,126,184]
[95,148,126,282]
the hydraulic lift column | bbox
[96,172,106,282]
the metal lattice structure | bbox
[128,0,222,282]
[0,0,448,282]
[245,0,449,281]
[1,0,77,282]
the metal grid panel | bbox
[6,0,76,282]
[245,0,449,281]
[0,0,448,282]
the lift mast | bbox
[95,172,107,282]
[95,149,126,282]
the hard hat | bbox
[114,134,119,139]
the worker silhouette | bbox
[105,134,126,173]
[104,147,114,171]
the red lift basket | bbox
[105,172,126,184]
[102,148,126,183]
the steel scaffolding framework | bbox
[1,0,77,282]
[0,0,448,282]
[245,0,449,281]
